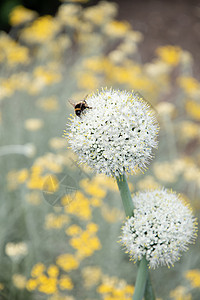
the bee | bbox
[69,95,92,117]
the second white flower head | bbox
[66,88,159,177]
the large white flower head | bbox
[65,88,159,177]
[120,189,197,269]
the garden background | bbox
[0,0,200,299]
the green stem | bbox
[116,173,134,217]
[116,173,155,300]
[144,273,155,300]
[133,257,148,300]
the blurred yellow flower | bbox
[0,33,30,67]
[31,263,45,277]
[12,274,26,289]
[77,72,99,90]
[29,65,61,94]
[0,283,4,290]
[21,15,60,43]
[56,253,79,272]
[178,76,200,97]
[17,168,29,183]
[66,224,82,236]
[82,266,102,288]
[170,286,192,300]
[59,275,73,290]
[24,118,44,131]
[97,275,134,299]
[104,20,131,37]
[69,224,101,259]
[45,213,69,229]
[47,265,59,278]
[65,191,92,220]
[101,204,124,223]
[185,269,200,287]
[80,178,106,198]
[185,100,200,121]
[156,45,182,66]
[43,174,59,193]
[36,96,59,111]
[26,278,38,291]
[49,137,67,150]
[9,5,38,26]
[38,276,57,294]
[178,121,200,140]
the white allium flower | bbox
[66,88,159,177]
[120,189,197,269]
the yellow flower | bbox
[31,263,45,277]
[21,15,60,43]
[49,137,67,150]
[0,33,30,67]
[65,224,82,236]
[26,279,38,291]
[0,283,4,290]
[29,65,61,94]
[12,274,26,289]
[65,191,92,220]
[59,275,73,290]
[43,174,59,193]
[56,254,79,272]
[38,277,57,294]
[24,118,44,131]
[170,286,192,300]
[9,5,38,26]
[185,269,200,288]
[82,266,102,288]
[17,169,29,183]
[77,72,99,90]
[178,76,200,96]
[69,225,101,258]
[156,45,182,66]
[104,20,131,37]
[178,121,200,140]
[185,100,200,121]
[45,214,69,229]
[80,178,106,198]
[47,265,59,278]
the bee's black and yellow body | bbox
[70,98,92,117]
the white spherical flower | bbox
[66,88,159,177]
[120,189,197,269]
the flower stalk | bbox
[116,173,155,300]
[116,174,134,217]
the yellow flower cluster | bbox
[0,33,30,67]
[20,15,60,44]
[26,263,73,294]
[67,223,101,259]
[9,5,38,26]
[97,275,134,300]
[185,269,200,288]
[45,213,70,229]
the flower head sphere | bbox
[66,88,159,177]
[120,189,197,269]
